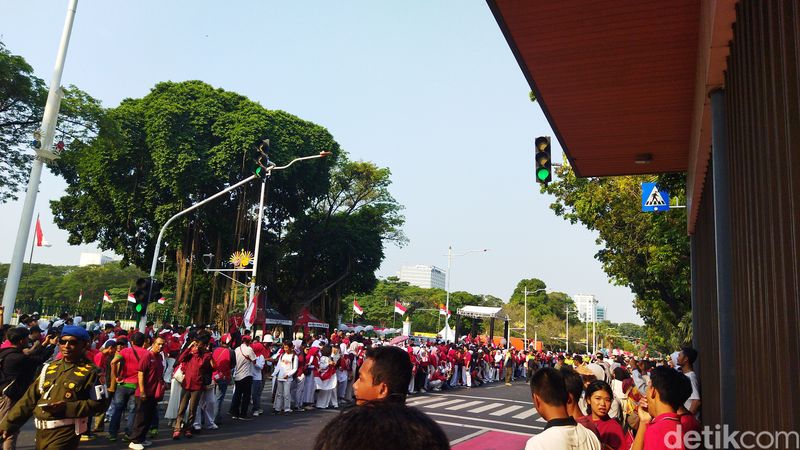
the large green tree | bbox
[542,163,690,351]
[0,41,103,202]
[50,80,403,324]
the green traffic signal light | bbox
[135,304,143,313]
[534,136,552,185]
[255,166,263,177]
[537,167,550,181]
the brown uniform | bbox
[0,357,110,450]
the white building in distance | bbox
[78,252,115,267]
[398,265,446,290]
[573,293,604,322]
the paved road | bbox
[12,380,540,449]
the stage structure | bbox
[455,306,508,343]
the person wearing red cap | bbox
[249,340,267,416]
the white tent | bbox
[438,323,455,342]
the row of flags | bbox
[75,289,166,304]
[351,299,451,318]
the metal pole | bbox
[139,174,257,331]
[2,0,78,324]
[592,299,597,354]
[444,245,452,339]
[246,178,267,328]
[565,302,569,354]
[711,88,736,428]
[524,286,528,348]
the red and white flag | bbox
[158,296,166,305]
[439,304,451,317]
[34,216,51,247]
[78,290,83,302]
[127,292,136,303]
[394,301,407,316]
[353,299,364,315]
[244,296,257,329]
[103,290,112,303]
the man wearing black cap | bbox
[0,325,111,449]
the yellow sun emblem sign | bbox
[229,249,254,269]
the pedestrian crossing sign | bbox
[641,182,670,212]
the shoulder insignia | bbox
[74,371,86,377]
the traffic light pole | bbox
[139,151,331,332]
[247,177,267,328]
[139,174,257,331]
[2,0,79,325]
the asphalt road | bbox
[12,380,540,449]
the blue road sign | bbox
[642,182,670,212]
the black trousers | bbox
[229,376,253,417]
[414,367,427,391]
[132,396,157,443]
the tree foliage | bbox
[542,163,690,351]
[0,41,103,202]
[49,80,403,325]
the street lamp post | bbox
[524,287,547,349]
[443,246,488,341]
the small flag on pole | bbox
[244,295,257,329]
[78,290,83,302]
[103,291,112,303]
[394,301,407,316]
[439,304,451,317]
[34,216,52,247]
[158,296,166,305]
[127,292,136,303]
[353,299,364,315]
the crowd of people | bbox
[0,312,702,450]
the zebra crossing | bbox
[406,393,547,432]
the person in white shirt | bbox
[525,367,601,450]
[315,345,338,408]
[678,346,701,418]
[229,336,257,419]
[273,341,297,414]
[250,346,266,416]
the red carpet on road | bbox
[452,430,530,450]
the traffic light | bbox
[254,139,270,178]
[133,277,163,316]
[534,136,551,185]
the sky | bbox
[0,1,642,324]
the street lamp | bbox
[444,246,489,341]
[565,303,578,353]
[523,287,548,348]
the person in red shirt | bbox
[632,366,694,450]
[129,336,165,450]
[561,367,602,440]
[173,334,213,440]
[211,334,234,424]
[108,332,149,441]
[586,380,624,449]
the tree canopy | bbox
[542,163,690,351]
[0,41,103,202]
[49,80,404,324]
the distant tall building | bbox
[398,265,446,290]
[595,306,606,321]
[78,252,114,267]
[573,294,602,322]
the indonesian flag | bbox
[34,216,51,247]
[103,290,112,303]
[394,301,407,316]
[439,304,451,317]
[158,296,166,305]
[353,299,364,315]
[127,292,136,303]
[243,296,257,329]
[78,290,83,302]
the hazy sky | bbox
[0,1,642,324]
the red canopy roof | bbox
[294,307,329,329]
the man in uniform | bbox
[0,325,110,450]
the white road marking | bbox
[426,411,546,431]
[436,420,536,437]
[407,396,449,406]
[449,429,489,445]
[446,400,484,411]
[425,399,466,409]
[469,402,504,413]
[423,392,532,405]
[489,405,525,416]
[512,408,539,420]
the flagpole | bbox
[23,213,39,307]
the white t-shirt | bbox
[252,355,265,381]
[525,423,601,450]
[684,370,700,412]
[233,344,257,381]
